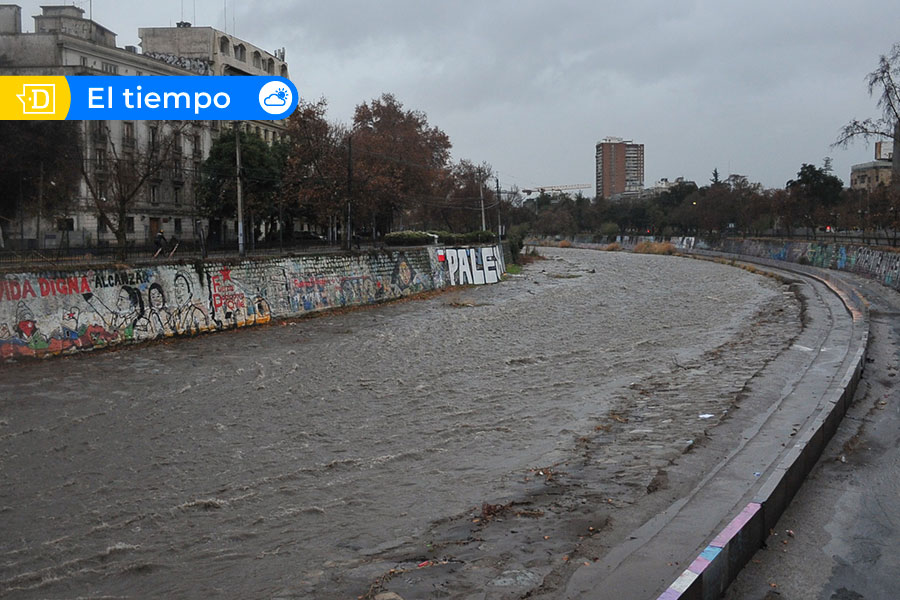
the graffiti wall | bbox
[714,239,900,291]
[0,245,504,360]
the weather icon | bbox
[258,81,294,116]
[263,87,289,106]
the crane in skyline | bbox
[522,183,592,195]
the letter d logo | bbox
[17,84,56,114]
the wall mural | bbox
[717,239,900,292]
[437,246,504,286]
[0,245,505,360]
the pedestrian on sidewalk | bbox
[154,230,167,257]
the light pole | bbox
[234,123,244,256]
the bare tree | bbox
[79,121,188,259]
[835,43,900,183]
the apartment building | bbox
[595,137,644,200]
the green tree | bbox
[786,163,844,238]
[199,127,283,243]
[0,121,81,246]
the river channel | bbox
[0,248,800,598]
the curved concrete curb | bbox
[656,253,869,600]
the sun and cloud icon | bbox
[258,81,294,115]
[263,87,289,107]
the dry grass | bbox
[633,241,676,255]
[604,242,622,252]
[558,239,573,248]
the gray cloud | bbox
[18,0,900,191]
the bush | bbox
[508,223,531,263]
[605,242,622,251]
[558,239,573,248]
[384,231,434,246]
[425,230,497,245]
[633,241,676,255]
[599,222,620,238]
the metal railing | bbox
[0,237,362,271]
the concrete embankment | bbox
[650,256,869,600]
[0,244,505,360]
[527,236,872,599]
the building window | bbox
[91,120,106,144]
[219,36,230,56]
[174,186,181,204]
[150,185,159,204]
[149,126,158,152]
[126,217,135,234]
[80,56,88,66]
[56,217,74,231]
[174,218,182,235]
[123,122,135,147]
[101,62,118,74]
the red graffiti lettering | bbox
[213,292,246,311]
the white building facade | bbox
[0,4,289,249]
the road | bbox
[1,248,805,599]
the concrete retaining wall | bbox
[655,252,869,600]
[0,245,505,360]
[710,238,900,291]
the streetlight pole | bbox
[346,134,352,250]
[234,123,244,256]
[479,169,486,231]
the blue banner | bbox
[63,76,297,121]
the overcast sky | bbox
[15,1,900,195]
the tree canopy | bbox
[0,121,82,237]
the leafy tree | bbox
[198,127,283,243]
[351,93,452,235]
[0,121,81,246]
[282,98,348,237]
[785,163,844,238]
[835,42,900,183]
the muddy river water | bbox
[0,248,801,598]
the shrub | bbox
[508,223,531,263]
[424,230,497,245]
[558,239,573,248]
[633,241,676,255]
[605,242,622,252]
[599,221,620,238]
[384,231,434,246]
